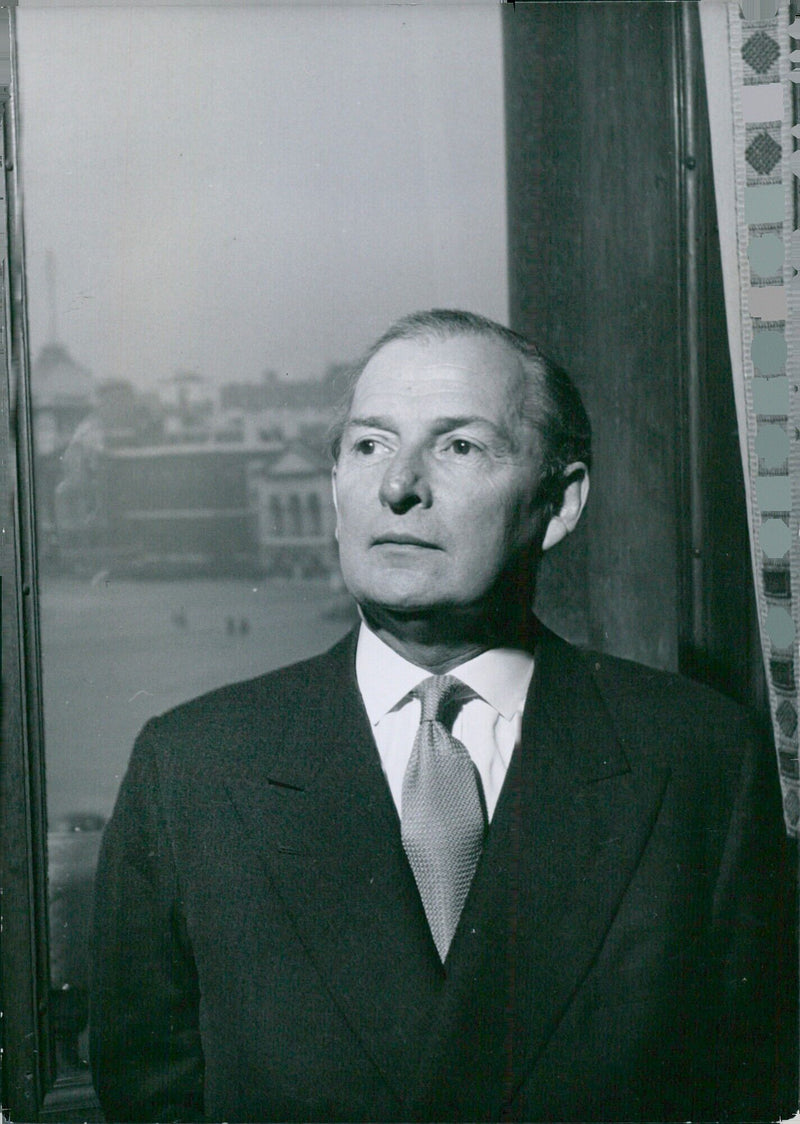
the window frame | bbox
[0,14,100,1117]
[1,22,52,1119]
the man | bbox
[91,309,795,1122]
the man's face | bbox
[332,333,550,615]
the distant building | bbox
[30,343,94,561]
[54,439,337,579]
[48,378,168,572]
[159,371,215,443]
[219,363,347,447]
[103,445,270,576]
[95,380,164,448]
[43,357,347,578]
[31,342,94,452]
[52,415,105,571]
[248,445,337,578]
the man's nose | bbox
[378,454,432,512]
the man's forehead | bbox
[353,333,527,402]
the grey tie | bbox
[401,675,487,961]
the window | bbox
[2,7,507,1117]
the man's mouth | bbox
[371,534,442,549]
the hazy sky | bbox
[15,5,508,389]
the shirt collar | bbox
[355,622,534,725]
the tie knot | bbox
[414,674,469,726]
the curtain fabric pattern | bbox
[700,0,799,835]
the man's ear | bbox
[331,465,339,540]
[541,463,590,552]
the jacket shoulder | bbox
[589,646,757,720]
[545,631,771,771]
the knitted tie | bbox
[401,675,487,962]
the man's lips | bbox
[371,534,443,549]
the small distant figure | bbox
[239,617,250,636]
[225,616,236,636]
[171,607,188,629]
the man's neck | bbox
[359,603,538,675]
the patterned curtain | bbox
[700,0,799,834]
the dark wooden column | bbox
[504,1,759,705]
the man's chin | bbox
[341,567,446,614]
[356,592,444,618]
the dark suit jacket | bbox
[90,625,797,1122]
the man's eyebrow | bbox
[345,415,397,431]
[429,415,507,435]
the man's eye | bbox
[447,438,476,456]
[353,438,379,455]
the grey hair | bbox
[328,308,591,501]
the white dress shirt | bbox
[355,623,535,821]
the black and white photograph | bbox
[1,2,799,1121]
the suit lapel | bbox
[407,628,671,1121]
[221,631,443,1103]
